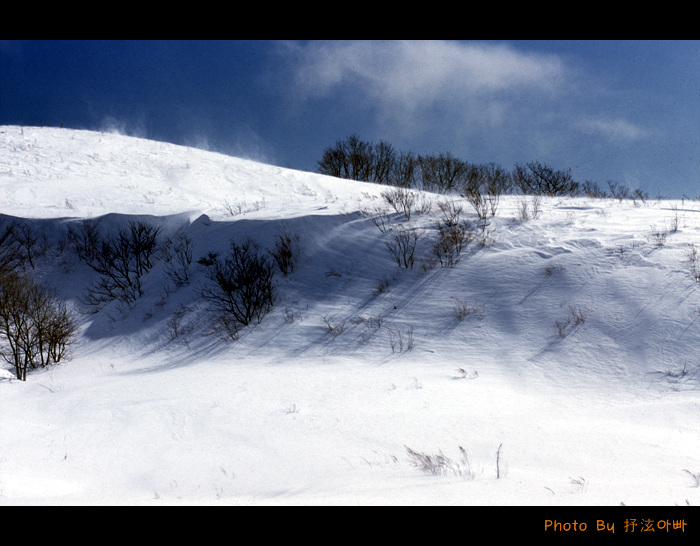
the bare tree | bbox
[81,220,161,310]
[418,153,472,194]
[66,218,101,263]
[513,161,578,196]
[372,140,396,185]
[391,151,419,188]
[13,223,40,270]
[200,239,275,327]
[0,220,21,277]
[0,273,76,380]
[162,231,193,286]
[317,134,376,182]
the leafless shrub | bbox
[518,195,542,221]
[405,445,475,479]
[386,225,421,269]
[631,188,648,206]
[475,227,492,248]
[555,318,570,338]
[432,221,472,268]
[569,304,589,325]
[81,221,162,311]
[480,162,509,215]
[661,361,690,381]
[351,314,384,343]
[451,298,484,321]
[569,476,588,492]
[381,187,416,220]
[366,314,383,330]
[687,244,700,282]
[200,238,275,327]
[167,308,185,340]
[530,195,543,219]
[369,206,393,233]
[0,220,22,277]
[415,193,433,214]
[270,227,300,276]
[669,206,680,233]
[66,218,101,263]
[432,200,474,267]
[373,274,393,295]
[405,327,414,351]
[457,162,508,219]
[649,224,668,246]
[162,231,193,287]
[436,199,463,227]
[463,188,489,220]
[13,223,42,270]
[405,447,452,475]
[212,313,240,342]
[388,326,414,353]
[608,181,630,202]
[545,264,566,277]
[350,314,383,329]
[166,304,195,341]
[222,200,241,216]
[518,198,530,221]
[322,314,346,337]
[222,199,264,216]
[555,305,589,338]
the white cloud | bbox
[279,40,569,121]
[579,117,652,143]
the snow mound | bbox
[0,125,698,507]
[0,125,382,219]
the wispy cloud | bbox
[578,117,653,144]
[277,40,569,127]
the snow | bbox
[0,125,699,506]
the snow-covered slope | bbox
[0,125,698,506]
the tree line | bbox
[317,134,647,200]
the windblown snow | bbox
[0,125,698,505]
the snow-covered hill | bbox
[0,125,698,506]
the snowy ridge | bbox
[0,125,699,506]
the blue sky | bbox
[1,40,698,197]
